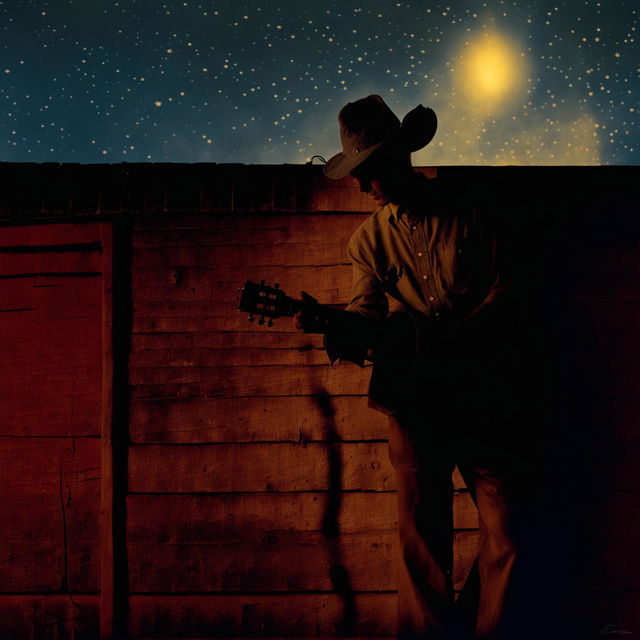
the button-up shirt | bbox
[347,181,503,315]
[325,172,518,414]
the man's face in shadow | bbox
[350,145,412,206]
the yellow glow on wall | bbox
[457,32,527,108]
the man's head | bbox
[350,143,414,206]
[323,94,437,205]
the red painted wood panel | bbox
[0,595,99,639]
[0,275,102,437]
[0,222,105,639]
[0,437,100,591]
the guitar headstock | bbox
[238,279,292,326]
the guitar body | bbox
[238,279,450,415]
[238,279,432,358]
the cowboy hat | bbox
[323,94,437,180]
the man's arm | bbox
[323,236,388,366]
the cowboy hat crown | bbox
[323,94,437,180]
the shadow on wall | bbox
[312,387,357,636]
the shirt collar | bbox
[387,173,433,222]
[387,202,404,222]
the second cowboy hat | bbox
[323,94,437,180]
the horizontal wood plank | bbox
[129,442,395,492]
[129,395,389,443]
[129,363,371,399]
[131,330,325,351]
[126,492,477,541]
[0,437,101,592]
[0,222,104,247]
[129,444,473,495]
[133,242,350,269]
[129,593,396,637]
[132,213,368,241]
[0,247,102,276]
[0,595,99,640]
[131,265,352,304]
[128,530,479,592]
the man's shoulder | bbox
[348,204,393,249]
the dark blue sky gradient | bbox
[1,0,637,164]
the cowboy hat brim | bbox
[323,104,437,180]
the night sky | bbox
[1,0,638,165]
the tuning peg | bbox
[258,316,265,325]
[267,318,273,327]
[260,279,265,285]
[248,314,255,322]
[274,282,280,289]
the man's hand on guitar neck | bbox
[293,291,328,333]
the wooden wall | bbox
[0,163,638,638]
[0,221,105,638]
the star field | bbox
[1,0,637,165]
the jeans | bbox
[388,386,526,640]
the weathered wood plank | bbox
[129,593,396,637]
[0,274,102,436]
[129,531,399,592]
[131,345,330,367]
[131,330,325,351]
[0,595,99,640]
[128,529,479,592]
[131,265,352,304]
[100,220,115,640]
[133,241,351,268]
[129,442,395,492]
[126,493,400,539]
[0,247,102,276]
[132,313,321,333]
[0,273,100,312]
[129,442,467,498]
[126,492,477,541]
[129,364,371,398]
[0,339,101,437]
[132,213,369,237]
[0,437,101,592]
[0,222,104,247]
[129,396,388,443]
[132,299,344,324]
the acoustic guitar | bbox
[237,279,426,359]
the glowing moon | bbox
[457,32,528,108]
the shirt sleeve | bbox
[324,231,389,366]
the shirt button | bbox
[428,296,434,301]
[411,225,416,231]
[417,252,423,256]
[422,275,428,280]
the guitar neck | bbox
[238,279,356,331]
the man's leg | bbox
[456,463,517,640]
[388,409,457,639]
